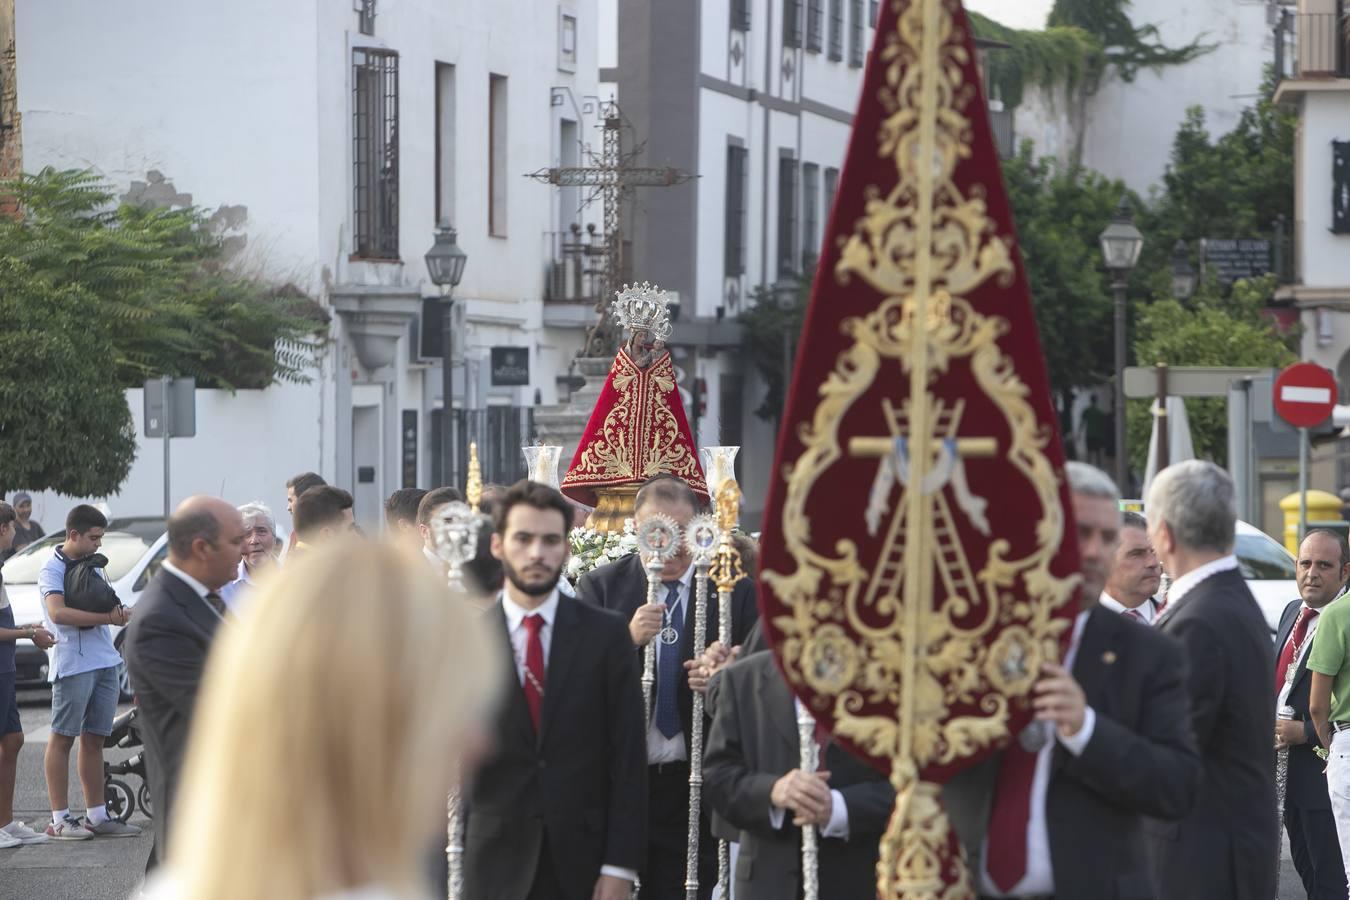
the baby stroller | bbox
[103,706,152,824]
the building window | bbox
[435,63,456,227]
[777,152,798,277]
[870,0,878,24]
[489,74,508,237]
[356,0,375,36]
[724,144,748,277]
[849,0,865,67]
[824,166,839,222]
[807,0,824,51]
[559,13,578,71]
[802,162,820,268]
[784,0,802,48]
[1334,140,1350,235]
[352,48,400,260]
[731,0,750,31]
[828,0,844,61]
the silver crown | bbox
[613,281,673,343]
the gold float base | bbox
[588,484,640,534]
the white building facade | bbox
[600,0,875,526]
[1277,0,1350,487]
[17,0,599,527]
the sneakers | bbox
[45,814,93,841]
[0,829,18,849]
[81,816,141,838]
[1,820,49,845]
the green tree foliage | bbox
[1128,275,1297,468]
[739,275,810,421]
[0,258,137,496]
[0,168,329,494]
[967,12,1104,109]
[1047,0,1213,81]
[1001,143,1135,407]
[0,168,326,391]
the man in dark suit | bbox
[1277,529,1350,898]
[1146,460,1279,900]
[703,649,894,898]
[942,462,1202,899]
[576,474,758,899]
[464,481,647,900]
[122,496,245,866]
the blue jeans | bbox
[51,665,118,737]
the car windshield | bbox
[1235,532,1298,581]
[2,531,155,583]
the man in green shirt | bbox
[1305,560,1350,888]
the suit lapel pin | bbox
[1101,650,1117,665]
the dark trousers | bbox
[529,834,569,900]
[1287,801,1347,900]
[644,762,717,900]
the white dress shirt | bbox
[1277,602,1322,709]
[1163,555,1238,611]
[768,699,851,839]
[498,588,637,885]
[160,560,226,624]
[647,562,695,765]
[980,610,1097,897]
[1098,592,1161,625]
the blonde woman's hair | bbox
[166,538,500,899]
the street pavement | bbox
[0,684,1313,900]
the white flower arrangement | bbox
[567,518,640,581]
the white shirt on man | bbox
[1163,554,1239,611]
[979,610,1097,897]
[1099,592,1162,625]
[1277,601,1322,709]
[647,562,694,765]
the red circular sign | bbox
[1274,362,1337,428]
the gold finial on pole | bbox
[466,442,483,513]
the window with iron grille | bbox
[777,152,799,277]
[807,0,824,51]
[784,0,802,47]
[352,48,400,260]
[357,0,375,36]
[1334,141,1350,235]
[725,144,748,277]
[489,74,509,237]
[802,163,820,266]
[828,0,844,60]
[849,0,865,66]
[731,0,750,31]
[824,167,839,222]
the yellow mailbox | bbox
[1279,490,1344,554]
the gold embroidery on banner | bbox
[760,1,1077,897]
[565,350,706,492]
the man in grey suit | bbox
[703,649,894,899]
[123,496,245,867]
[1146,460,1278,900]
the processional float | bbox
[756,0,1082,896]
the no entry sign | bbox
[1274,362,1337,428]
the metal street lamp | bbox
[1099,197,1143,495]
[773,281,799,419]
[1170,239,1197,301]
[425,221,468,487]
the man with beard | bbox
[220,502,280,610]
[1100,511,1166,624]
[463,480,646,900]
[1279,530,1350,898]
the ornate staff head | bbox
[685,515,719,570]
[432,442,491,591]
[636,512,682,571]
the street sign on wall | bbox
[1273,362,1337,428]
[143,377,196,438]
[490,347,530,386]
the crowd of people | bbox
[0,458,1346,898]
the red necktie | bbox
[986,739,1038,892]
[522,614,546,732]
[1123,608,1145,623]
[1276,607,1317,695]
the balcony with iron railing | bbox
[1275,7,1350,82]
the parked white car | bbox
[1232,519,1300,637]
[2,518,168,700]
